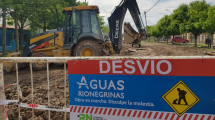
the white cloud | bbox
[84,0,215,30]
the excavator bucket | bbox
[124,22,143,44]
[3,52,25,73]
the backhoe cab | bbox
[62,6,108,56]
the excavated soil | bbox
[4,65,70,120]
[4,42,208,120]
[118,42,207,56]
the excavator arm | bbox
[108,0,147,53]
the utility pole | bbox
[144,11,148,32]
[166,9,172,14]
[85,0,86,5]
[144,11,149,42]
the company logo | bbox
[115,20,119,38]
[78,114,107,120]
[77,76,89,89]
[29,44,36,49]
[77,76,124,91]
[78,114,92,120]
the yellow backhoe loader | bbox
[4,0,147,72]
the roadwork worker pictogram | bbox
[177,88,188,105]
[162,80,200,117]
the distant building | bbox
[186,33,215,43]
[0,25,31,52]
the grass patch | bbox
[197,43,207,46]
[147,40,215,51]
[0,51,16,57]
[145,39,162,43]
[146,39,156,42]
[200,47,215,51]
[176,44,215,51]
[144,40,215,52]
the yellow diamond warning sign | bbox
[162,80,200,117]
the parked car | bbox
[170,37,189,44]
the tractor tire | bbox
[73,40,103,56]
[32,52,49,71]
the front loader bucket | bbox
[3,52,24,73]
[124,22,142,44]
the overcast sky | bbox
[2,0,214,30]
[84,0,215,29]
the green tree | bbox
[30,0,104,33]
[65,0,76,6]
[6,0,24,52]
[98,14,105,29]
[102,25,110,33]
[157,15,172,44]
[146,26,153,42]
[150,5,189,44]
[150,25,162,41]
[28,0,69,32]
[205,5,215,49]
[76,1,87,6]
[186,0,210,47]
[170,4,189,43]
[6,0,35,51]
[172,4,189,34]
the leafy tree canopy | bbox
[157,15,172,37]
[185,0,210,47]
[186,0,210,36]
[171,4,189,34]
[102,25,110,33]
[204,5,215,49]
[205,5,215,35]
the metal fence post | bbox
[64,63,67,120]
[16,63,21,120]
[47,63,50,120]
[30,63,34,119]
[0,63,6,120]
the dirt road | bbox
[119,42,207,56]
[4,42,207,120]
